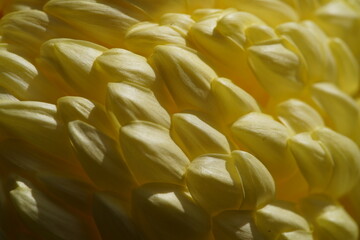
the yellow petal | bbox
[0,86,18,102]
[329,38,359,95]
[93,48,156,88]
[119,121,189,185]
[124,22,186,56]
[9,179,101,240]
[301,195,359,240]
[68,120,136,196]
[38,38,107,102]
[185,154,244,213]
[57,96,115,139]
[311,82,360,141]
[151,44,217,111]
[245,24,278,45]
[170,113,231,160]
[132,182,211,240]
[276,99,324,133]
[44,0,147,47]
[37,173,94,212]
[276,22,332,84]
[211,77,260,125]
[231,112,297,180]
[276,230,313,240]
[247,42,304,99]
[0,49,66,102]
[93,192,141,240]
[159,13,195,35]
[219,0,299,26]
[212,210,266,240]
[288,132,334,193]
[231,151,275,210]
[0,101,73,160]
[313,127,360,197]
[255,201,311,240]
[106,82,170,129]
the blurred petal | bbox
[213,210,265,240]
[132,182,211,240]
[93,192,141,240]
[276,99,324,133]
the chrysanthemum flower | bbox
[0,0,359,239]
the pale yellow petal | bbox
[231,112,297,180]
[170,113,230,160]
[106,82,170,129]
[211,77,260,125]
[119,121,189,185]
[93,48,156,88]
[255,201,310,240]
[185,154,244,213]
[125,22,186,56]
[68,120,136,196]
[151,44,217,111]
[231,151,275,210]
[276,99,324,133]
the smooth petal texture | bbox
[231,112,297,180]
[248,42,304,99]
[301,195,358,240]
[219,0,299,27]
[57,96,115,138]
[106,82,170,129]
[159,13,195,35]
[289,132,334,193]
[9,180,100,240]
[313,127,360,197]
[188,14,268,103]
[212,210,265,240]
[276,22,334,84]
[0,139,81,176]
[244,24,277,45]
[119,121,189,185]
[186,154,244,213]
[151,44,217,111]
[329,38,359,95]
[132,182,211,240]
[93,192,141,240]
[276,230,313,240]
[36,173,94,212]
[211,77,260,125]
[44,0,147,47]
[170,113,231,160]
[0,49,66,102]
[255,201,311,240]
[0,101,73,160]
[311,82,360,142]
[124,22,186,56]
[276,99,324,133]
[231,151,275,210]
[38,38,108,102]
[93,48,156,88]
[68,120,136,195]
